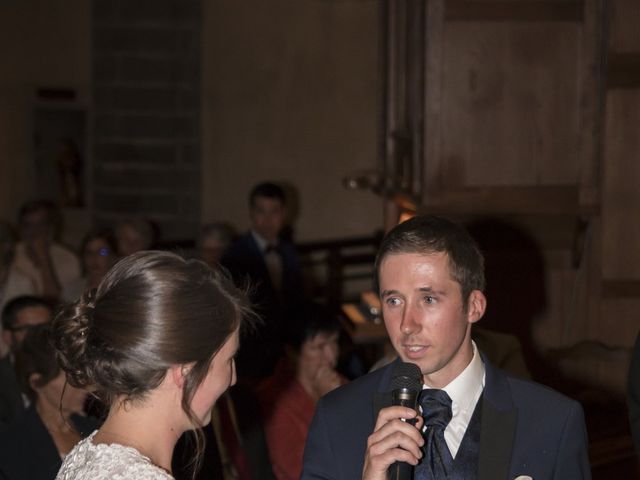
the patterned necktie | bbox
[414,389,454,480]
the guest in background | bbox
[0,324,96,480]
[62,228,118,302]
[259,302,345,480]
[0,223,35,356]
[0,295,52,426]
[628,332,640,460]
[115,217,156,257]
[172,385,275,480]
[12,199,80,300]
[53,251,252,478]
[221,182,304,380]
[197,223,234,268]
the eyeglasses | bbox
[85,247,111,257]
[7,324,40,333]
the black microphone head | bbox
[391,361,422,391]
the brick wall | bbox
[92,0,201,241]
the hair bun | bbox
[52,289,98,389]
[75,289,96,337]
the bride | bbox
[53,251,252,479]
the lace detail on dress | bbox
[56,431,174,480]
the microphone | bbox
[387,361,423,480]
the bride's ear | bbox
[170,364,192,388]
[29,373,43,393]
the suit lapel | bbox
[478,358,517,480]
[371,358,400,423]
[245,233,274,286]
[373,391,392,421]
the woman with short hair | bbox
[0,324,96,480]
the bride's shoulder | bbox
[56,432,174,480]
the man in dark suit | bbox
[0,295,52,426]
[302,215,590,480]
[221,182,304,380]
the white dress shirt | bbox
[423,341,485,458]
[251,230,283,291]
[13,242,81,295]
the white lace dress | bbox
[56,431,174,479]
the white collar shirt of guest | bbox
[251,230,272,253]
[422,340,485,459]
[251,230,282,291]
[13,242,81,295]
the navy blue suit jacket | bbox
[221,232,302,311]
[221,232,303,378]
[0,356,23,428]
[302,356,591,480]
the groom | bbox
[301,215,590,479]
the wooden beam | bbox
[421,186,596,216]
[445,1,584,22]
[607,53,640,89]
[602,280,640,299]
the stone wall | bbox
[92,0,202,240]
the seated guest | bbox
[259,302,345,480]
[53,251,252,478]
[12,199,80,301]
[115,217,155,257]
[0,295,52,426]
[198,223,234,268]
[62,228,118,302]
[221,182,304,380]
[0,223,35,356]
[173,385,275,480]
[0,324,96,480]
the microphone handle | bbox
[388,388,419,480]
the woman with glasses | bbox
[62,228,118,302]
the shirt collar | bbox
[251,230,272,252]
[425,341,485,414]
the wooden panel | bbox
[602,280,640,299]
[433,21,582,188]
[424,0,445,195]
[445,0,583,22]
[537,266,587,347]
[609,0,640,52]
[602,90,640,279]
[531,219,598,352]
[421,185,588,215]
[600,299,640,345]
[577,0,606,207]
[383,0,426,198]
[607,53,640,89]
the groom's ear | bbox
[466,290,486,324]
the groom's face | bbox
[379,252,483,388]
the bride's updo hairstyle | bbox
[52,250,251,424]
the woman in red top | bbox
[259,302,345,480]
